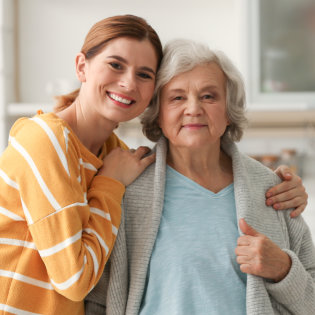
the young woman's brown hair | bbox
[55,15,163,111]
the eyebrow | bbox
[166,85,220,94]
[107,55,156,75]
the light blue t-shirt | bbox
[139,166,246,315]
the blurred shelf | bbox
[7,103,54,116]
[247,108,315,128]
[7,103,142,127]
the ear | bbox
[75,53,87,83]
[225,113,231,126]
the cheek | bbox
[143,83,155,99]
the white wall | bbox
[6,0,315,242]
[17,0,246,103]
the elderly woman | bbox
[85,40,315,314]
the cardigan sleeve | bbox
[8,116,125,301]
[265,215,315,314]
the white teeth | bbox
[109,93,132,105]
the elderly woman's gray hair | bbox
[141,39,248,142]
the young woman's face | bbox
[77,37,158,123]
[159,63,229,150]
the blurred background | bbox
[0,0,314,237]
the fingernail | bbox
[273,203,280,210]
[266,198,273,206]
[266,192,272,198]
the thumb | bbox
[275,165,292,181]
[239,218,260,237]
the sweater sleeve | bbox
[265,215,315,314]
[8,116,125,301]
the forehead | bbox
[163,62,226,91]
[100,37,158,66]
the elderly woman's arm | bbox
[267,165,308,218]
[236,218,315,314]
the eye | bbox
[202,94,214,100]
[109,62,122,70]
[137,72,153,80]
[173,96,183,101]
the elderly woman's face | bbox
[158,63,229,149]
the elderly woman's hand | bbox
[235,218,292,283]
[266,165,308,218]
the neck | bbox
[167,141,233,193]
[56,99,117,156]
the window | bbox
[248,0,315,106]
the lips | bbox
[107,92,135,106]
[183,123,207,128]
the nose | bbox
[119,71,136,91]
[184,97,203,116]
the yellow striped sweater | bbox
[0,112,127,314]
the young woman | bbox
[0,15,162,314]
[0,15,307,315]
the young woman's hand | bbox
[266,165,308,218]
[98,146,155,186]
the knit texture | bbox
[86,136,315,315]
[0,112,126,314]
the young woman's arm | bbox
[5,116,153,302]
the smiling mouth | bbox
[108,92,135,105]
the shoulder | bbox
[8,112,80,167]
[223,139,281,189]
[125,138,167,199]
[9,112,68,145]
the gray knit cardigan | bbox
[85,136,315,315]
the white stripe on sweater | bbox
[90,207,111,221]
[85,244,99,277]
[0,238,36,249]
[112,225,118,236]
[0,303,41,315]
[21,197,33,224]
[0,269,53,290]
[50,255,87,290]
[79,158,97,172]
[38,230,82,258]
[9,136,61,211]
[0,169,18,189]
[84,228,109,255]
[31,117,70,177]
[62,202,87,211]
[90,207,117,235]
[63,127,70,153]
[0,206,24,221]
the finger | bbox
[290,204,307,218]
[235,246,252,257]
[139,152,156,168]
[236,254,251,265]
[271,196,306,210]
[266,180,299,198]
[239,218,260,237]
[134,146,151,158]
[237,235,251,246]
[239,263,252,274]
[274,165,292,181]
[266,188,302,206]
